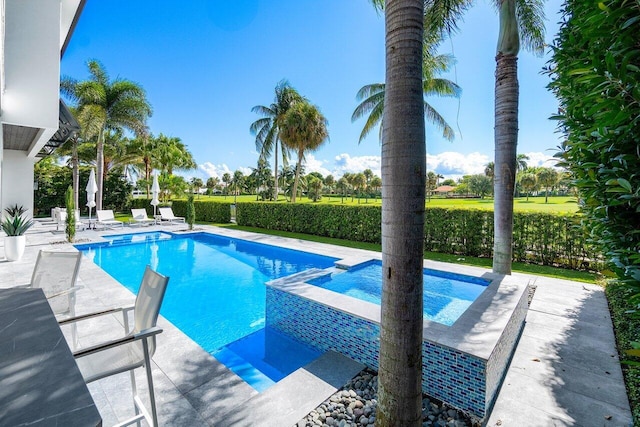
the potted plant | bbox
[2,204,34,261]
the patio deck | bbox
[0,223,632,426]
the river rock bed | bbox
[295,369,473,427]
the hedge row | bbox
[129,199,232,223]
[236,202,602,270]
[236,203,382,243]
[171,200,232,224]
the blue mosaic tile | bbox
[266,284,525,420]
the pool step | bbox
[217,351,364,427]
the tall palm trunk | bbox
[291,148,303,203]
[96,127,105,210]
[493,0,519,275]
[273,143,279,201]
[377,0,425,425]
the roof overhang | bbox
[61,0,87,57]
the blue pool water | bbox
[75,232,336,391]
[307,260,489,326]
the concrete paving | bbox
[0,223,633,426]
[486,275,633,427]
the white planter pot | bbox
[4,235,26,261]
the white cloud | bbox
[237,166,253,176]
[426,151,490,177]
[199,162,232,179]
[303,154,333,177]
[523,151,559,168]
[332,153,382,177]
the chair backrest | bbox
[30,250,83,317]
[96,210,115,221]
[158,207,174,219]
[131,209,148,220]
[133,266,169,357]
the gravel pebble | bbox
[295,369,474,427]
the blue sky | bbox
[61,0,562,181]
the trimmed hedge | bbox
[236,202,602,270]
[171,200,232,224]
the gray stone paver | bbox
[0,223,633,426]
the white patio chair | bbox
[96,209,124,229]
[23,250,83,347]
[56,209,88,231]
[158,207,185,224]
[59,266,169,427]
[129,208,155,226]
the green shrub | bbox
[236,203,602,270]
[171,200,231,223]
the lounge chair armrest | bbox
[73,326,163,358]
[58,304,135,325]
[46,285,84,299]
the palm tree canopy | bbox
[280,102,329,156]
[352,47,460,144]
[62,60,152,135]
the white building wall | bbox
[1,150,35,218]
[3,0,61,153]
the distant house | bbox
[435,185,455,195]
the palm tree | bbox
[368,0,426,424]
[222,173,231,198]
[155,134,196,175]
[251,81,303,202]
[519,172,537,201]
[352,42,460,144]
[279,101,329,203]
[61,60,151,210]
[57,104,103,208]
[492,0,545,274]
[537,167,558,203]
[484,161,495,180]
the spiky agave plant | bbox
[1,215,34,236]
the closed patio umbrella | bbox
[86,169,98,221]
[151,173,160,217]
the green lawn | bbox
[189,194,579,213]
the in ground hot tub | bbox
[265,259,529,423]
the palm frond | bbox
[423,78,461,98]
[516,0,546,55]
[424,102,455,141]
[352,91,385,122]
[359,101,384,143]
[355,84,385,101]
[424,0,474,39]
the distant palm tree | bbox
[155,134,196,175]
[279,101,329,203]
[352,42,460,144]
[61,60,151,210]
[519,172,537,201]
[251,81,303,201]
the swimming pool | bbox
[307,260,489,326]
[75,231,337,391]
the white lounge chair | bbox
[158,207,185,224]
[96,209,124,229]
[57,209,88,231]
[59,266,170,427]
[130,208,155,226]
